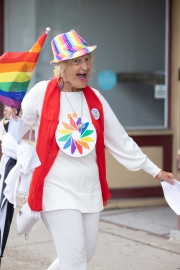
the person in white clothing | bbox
[4,30,175,270]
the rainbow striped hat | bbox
[50,30,97,64]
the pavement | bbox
[1,198,180,270]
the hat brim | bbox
[50,45,97,65]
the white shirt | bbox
[21,80,161,213]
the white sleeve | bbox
[97,92,161,178]
[0,120,6,141]
[21,81,48,138]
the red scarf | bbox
[28,78,111,211]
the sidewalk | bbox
[1,200,180,270]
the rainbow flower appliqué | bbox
[55,116,97,157]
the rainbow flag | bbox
[0,29,50,109]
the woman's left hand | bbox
[156,170,176,185]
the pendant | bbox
[73,112,77,117]
[77,123,84,129]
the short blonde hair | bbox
[53,61,67,78]
[53,52,94,78]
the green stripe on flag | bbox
[0,81,30,92]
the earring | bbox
[58,77,64,90]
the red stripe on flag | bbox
[38,33,47,47]
[0,52,39,63]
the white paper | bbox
[161,180,180,215]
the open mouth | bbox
[77,74,87,82]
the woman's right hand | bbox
[3,107,21,121]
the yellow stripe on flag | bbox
[0,71,34,83]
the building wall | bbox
[106,146,163,189]
[0,0,178,205]
[171,0,180,175]
[0,0,3,55]
[3,0,167,129]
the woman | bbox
[4,30,175,270]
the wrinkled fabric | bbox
[22,81,161,213]
[0,117,24,210]
[1,132,40,208]
[28,79,110,211]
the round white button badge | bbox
[56,116,97,157]
[91,108,100,120]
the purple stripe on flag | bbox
[0,96,21,109]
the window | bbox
[4,0,169,129]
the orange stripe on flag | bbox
[30,33,47,52]
[0,62,36,72]
[29,42,42,53]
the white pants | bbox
[41,209,100,270]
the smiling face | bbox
[62,54,93,92]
